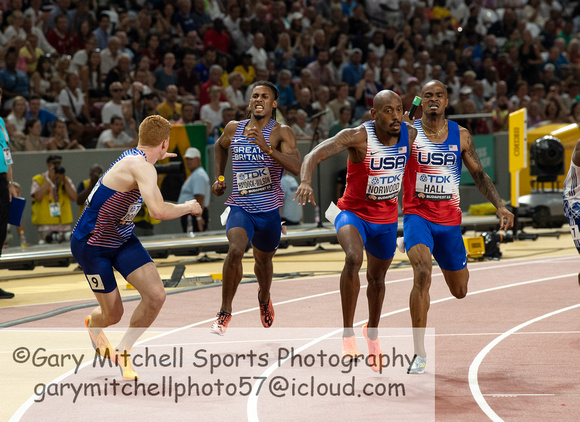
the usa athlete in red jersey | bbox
[296,90,416,372]
[403,80,514,374]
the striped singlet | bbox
[403,120,463,225]
[338,120,409,224]
[72,148,145,248]
[224,119,284,213]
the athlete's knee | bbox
[344,249,364,271]
[451,283,468,299]
[102,307,124,325]
[227,244,246,261]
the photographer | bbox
[31,155,78,244]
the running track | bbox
[1,254,580,421]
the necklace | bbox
[421,119,447,137]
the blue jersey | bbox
[72,149,145,247]
[225,119,284,213]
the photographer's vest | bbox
[31,174,74,225]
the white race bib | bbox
[415,172,453,201]
[236,167,272,195]
[366,174,402,201]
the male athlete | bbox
[72,115,202,379]
[295,90,415,372]
[211,81,301,335]
[403,80,514,374]
[563,137,580,284]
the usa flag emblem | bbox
[399,146,407,153]
[449,145,458,151]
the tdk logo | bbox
[239,169,267,180]
[371,174,402,184]
[422,174,451,184]
[417,152,457,166]
[369,155,407,170]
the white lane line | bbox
[468,302,580,422]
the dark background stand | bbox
[308,117,324,228]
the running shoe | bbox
[85,316,115,359]
[342,335,362,360]
[210,311,232,335]
[363,323,383,373]
[116,350,138,380]
[258,290,275,328]
[407,354,427,374]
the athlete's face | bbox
[421,83,448,117]
[372,97,403,137]
[250,86,277,121]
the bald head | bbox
[373,90,402,110]
[421,80,446,97]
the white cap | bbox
[184,147,201,159]
[460,86,472,95]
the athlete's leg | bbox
[88,289,124,329]
[441,268,469,299]
[220,226,249,314]
[337,225,365,338]
[254,246,277,302]
[116,262,166,351]
[407,243,433,358]
[365,253,392,338]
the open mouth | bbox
[255,105,264,111]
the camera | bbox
[481,231,513,259]
[54,165,66,175]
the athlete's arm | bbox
[460,126,514,230]
[212,121,236,196]
[134,161,202,220]
[294,125,366,206]
[247,123,301,176]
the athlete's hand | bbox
[246,127,269,153]
[496,206,514,231]
[402,111,413,124]
[212,178,226,196]
[294,181,316,206]
[186,199,203,216]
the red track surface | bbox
[2,255,580,421]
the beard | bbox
[253,113,266,120]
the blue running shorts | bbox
[71,234,153,293]
[226,206,281,253]
[403,214,467,271]
[334,210,398,260]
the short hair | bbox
[24,118,39,135]
[139,115,172,147]
[110,115,123,125]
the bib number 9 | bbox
[87,274,105,291]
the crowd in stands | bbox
[1,0,580,151]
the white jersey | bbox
[563,157,580,249]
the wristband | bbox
[266,145,274,156]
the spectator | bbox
[156,85,183,121]
[18,34,43,75]
[248,32,268,71]
[354,68,383,119]
[22,11,56,57]
[203,18,231,56]
[175,0,196,35]
[274,69,295,113]
[231,18,254,60]
[140,33,162,73]
[329,106,354,137]
[4,10,26,43]
[306,49,335,89]
[176,51,200,104]
[175,102,196,125]
[569,102,580,125]
[195,46,217,84]
[46,117,83,150]
[101,82,127,129]
[80,49,107,105]
[126,82,149,130]
[311,85,335,138]
[29,55,56,105]
[31,154,78,244]
[57,72,95,148]
[51,55,72,95]
[293,32,316,74]
[95,115,137,149]
[104,54,131,95]
[274,32,297,74]
[210,106,236,143]
[92,13,110,51]
[71,20,92,53]
[199,65,227,108]
[289,87,314,117]
[328,82,351,121]
[291,109,314,139]
[21,118,49,151]
[0,47,30,110]
[76,163,103,215]
[492,95,510,132]
[341,48,364,93]
[6,96,27,133]
[100,36,121,79]
[232,53,255,89]
[46,14,72,56]
[225,71,246,112]
[192,0,213,36]
[178,147,210,233]
[47,0,73,31]
[200,85,230,130]
[153,53,179,98]
[280,173,302,226]
[27,95,57,136]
